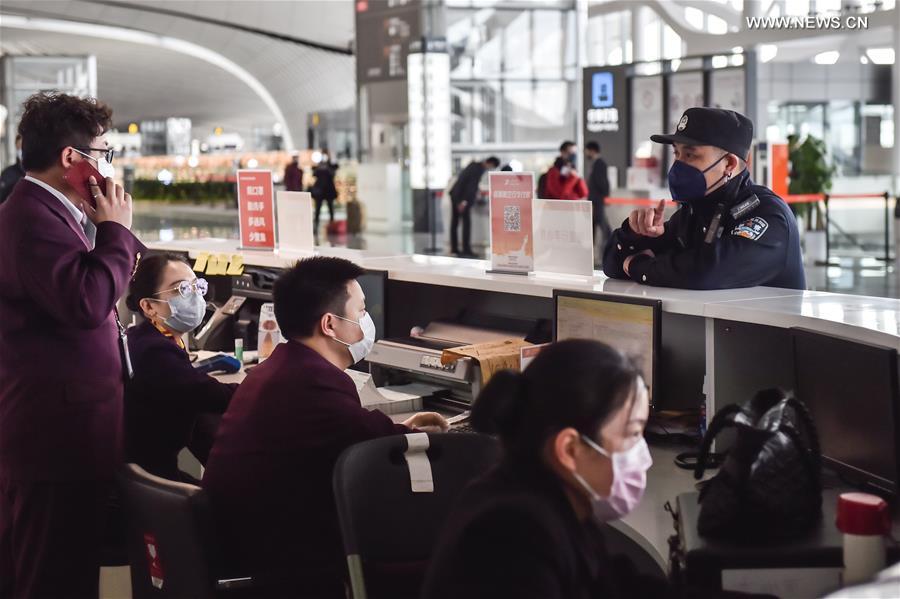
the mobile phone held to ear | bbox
[63,159,105,209]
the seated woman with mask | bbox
[124,253,237,482]
[422,340,761,599]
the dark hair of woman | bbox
[125,253,189,313]
[471,339,642,458]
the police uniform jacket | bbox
[603,170,805,290]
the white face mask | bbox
[571,436,653,523]
[73,148,115,179]
[332,311,376,364]
[16,148,22,163]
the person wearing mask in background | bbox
[585,141,611,248]
[283,154,304,193]
[543,141,588,201]
[124,253,237,483]
[203,257,448,598]
[422,340,767,599]
[0,134,25,205]
[448,156,500,258]
[0,91,144,598]
[604,108,804,290]
[312,150,339,236]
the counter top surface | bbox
[147,239,900,348]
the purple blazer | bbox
[203,340,411,596]
[125,320,236,481]
[0,179,145,481]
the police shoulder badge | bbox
[677,115,688,131]
[732,216,769,241]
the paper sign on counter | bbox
[237,169,276,250]
[441,339,533,384]
[489,172,534,274]
[203,254,221,275]
[533,199,594,277]
[226,254,245,276]
[276,191,315,252]
[520,343,550,370]
[206,254,230,276]
[192,252,209,273]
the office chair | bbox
[333,432,502,599]
[117,464,252,599]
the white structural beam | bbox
[893,5,900,194]
[0,13,296,151]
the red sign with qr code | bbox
[237,169,276,250]
[488,172,534,273]
[143,532,165,589]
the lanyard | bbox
[115,309,134,380]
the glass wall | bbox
[767,101,893,177]
[446,1,578,168]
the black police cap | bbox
[651,107,754,160]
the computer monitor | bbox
[358,269,388,341]
[792,328,900,495]
[553,291,661,406]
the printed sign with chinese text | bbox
[489,172,534,274]
[237,169,275,250]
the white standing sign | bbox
[275,191,315,253]
[533,199,595,277]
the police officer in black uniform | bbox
[603,107,805,290]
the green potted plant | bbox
[788,134,834,264]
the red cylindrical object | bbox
[835,492,891,536]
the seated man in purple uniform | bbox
[203,256,448,598]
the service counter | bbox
[147,238,900,415]
[158,239,900,586]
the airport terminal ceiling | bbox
[0,0,357,150]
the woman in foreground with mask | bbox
[422,340,764,599]
[124,253,237,482]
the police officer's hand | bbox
[85,175,133,230]
[628,199,666,237]
[403,411,450,433]
[624,249,655,276]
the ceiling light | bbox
[865,48,894,64]
[814,51,840,64]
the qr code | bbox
[503,205,521,232]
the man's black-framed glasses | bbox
[74,147,115,163]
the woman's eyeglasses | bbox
[153,278,209,298]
